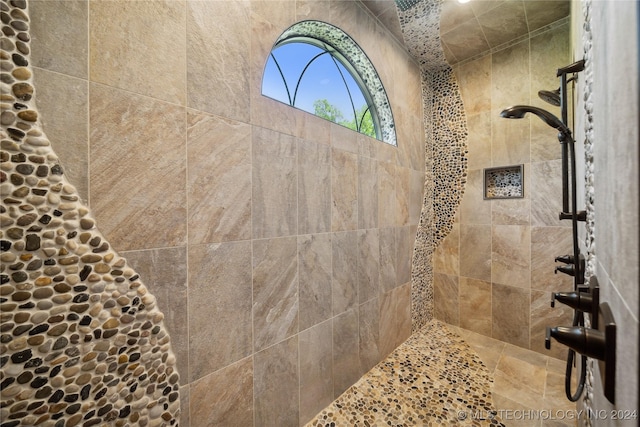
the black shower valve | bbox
[554,253,585,284]
[545,326,605,360]
[550,289,594,311]
[559,210,587,221]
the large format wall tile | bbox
[434,272,459,325]
[492,283,530,348]
[298,139,331,235]
[252,127,297,239]
[331,148,358,231]
[459,277,491,336]
[491,225,531,289]
[90,0,186,105]
[89,84,187,251]
[357,229,380,304]
[187,111,251,244]
[332,231,358,315]
[188,241,252,381]
[459,168,491,225]
[530,290,572,358]
[125,247,189,385]
[459,224,492,281]
[254,336,299,427]
[32,68,89,201]
[530,159,566,227]
[465,112,492,170]
[530,226,573,292]
[252,237,299,352]
[299,321,334,424]
[358,297,381,374]
[187,0,249,122]
[358,155,379,230]
[379,227,397,293]
[30,0,87,78]
[333,308,360,397]
[377,160,396,227]
[190,357,254,427]
[433,222,459,276]
[454,55,491,116]
[298,233,333,331]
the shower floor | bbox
[306,320,577,427]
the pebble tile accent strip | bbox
[306,320,505,426]
[397,0,469,331]
[0,0,181,425]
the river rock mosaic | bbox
[0,0,180,425]
[397,0,469,331]
[306,319,505,427]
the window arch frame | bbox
[261,20,397,146]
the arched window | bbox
[261,21,397,146]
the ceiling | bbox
[361,0,571,66]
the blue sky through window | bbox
[262,41,370,130]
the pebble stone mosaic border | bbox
[306,319,505,427]
[398,0,469,331]
[0,0,181,426]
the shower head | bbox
[538,89,561,106]
[500,105,572,139]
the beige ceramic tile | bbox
[433,223,460,276]
[491,225,531,289]
[395,226,413,285]
[252,127,297,239]
[460,224,492,281]
[187,241,252,382]
[464,329,506,374]
[187,0,249,121]
[299,321,334,425]
[358,229,380,304]
[254,336,299,427]
[492,393,542,427]
[298,234,332,331]
[124,247,188,385]
[409,168,425,225]
[492,283,530,348]
[531,226,574,292]
[378,227,397,293]
[252,237,298,352]
[434,272,459,326]
[331,148,358,231]
[525,1,570,32]
[187,111,251,244]
[395,283,412,346]
[459,277,492,336]
[90,0,186,105]
[465,112,492,172]
[531,159,567,227]
[333,308,361,397]
[332,231,358,315]
[358,297,381,375]
[189,357,253,427]
[477,1,528,48]
[378,290,396,359]
[459,168,491,225]
[441,19,491,64]
[377,160,396,227]
[454,55,491,116]
[30,0,88,78]
[395,166,410,226]
[298,139,331,235]
[89,84,187,251]
[331,122,359,154]
[530,289,573,359]
[358,155,379,229]
[32,68,89,202]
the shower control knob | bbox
[545,326,606,360]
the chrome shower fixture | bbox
[499,105,572,139]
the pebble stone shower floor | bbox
[306,320,577,427]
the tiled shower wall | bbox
[30,1,425,425]
[433,20,577,358]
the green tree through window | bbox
[261,21,395,144]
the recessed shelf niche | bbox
[483,164,524,199]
